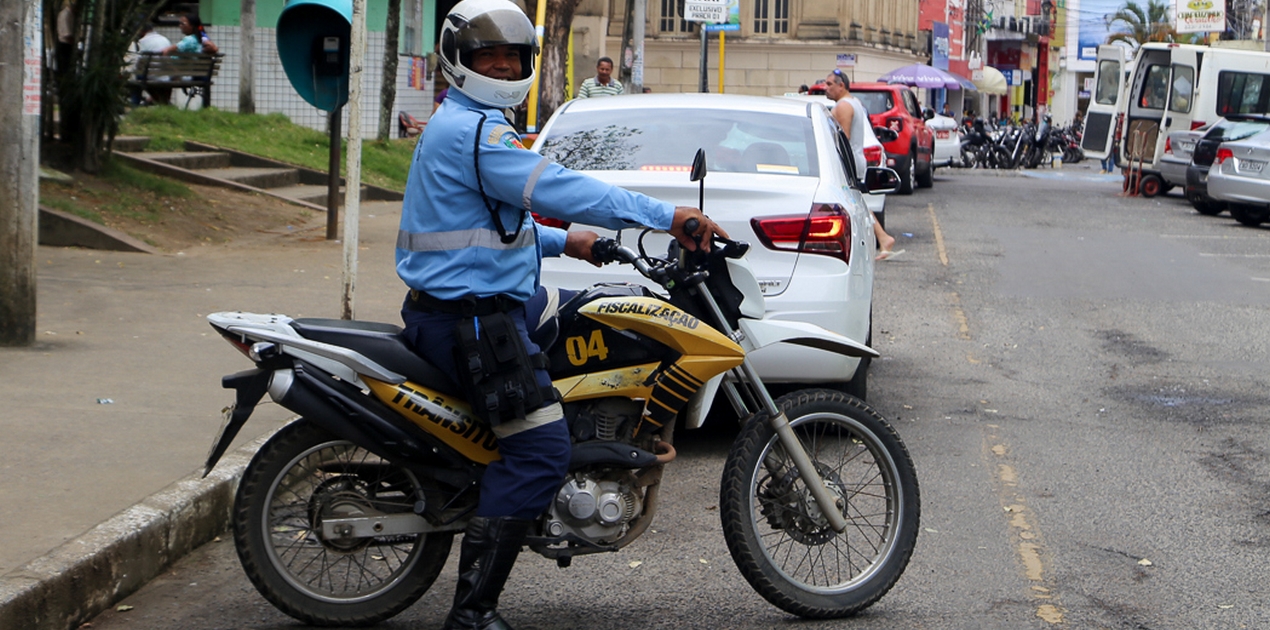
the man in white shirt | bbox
[130,24,173,105]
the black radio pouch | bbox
[453,312,553,426]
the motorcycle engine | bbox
[544,470,643,545]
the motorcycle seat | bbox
[289,318,462,397]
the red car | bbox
[812,81,936,194]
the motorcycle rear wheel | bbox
[720,390,920,618]
[233,419,454,626]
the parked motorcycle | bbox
[203,152,921,625]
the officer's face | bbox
[471,45,522,81]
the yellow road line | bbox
[928,203,949,267]
[984,427,1065,625]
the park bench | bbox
[128,52,223,109]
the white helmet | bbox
[439,0,538,108]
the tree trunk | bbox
[378,0,400,141]
[539,0,581,127]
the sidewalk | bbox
[0,200,407,630]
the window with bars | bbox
[753,0,789,35]
[659,0,698,33]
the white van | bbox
[1083,43,1270,195]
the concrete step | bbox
[144,151,233,170]
[200,166,300,189]
[114,136,151,153]
[270,184,380,206]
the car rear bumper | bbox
[1208,168,1270,205]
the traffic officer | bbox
[396,1,724,627]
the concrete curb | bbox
[0,428,279,630]
[38,205,160,254]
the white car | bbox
[779,93,889,225]
[926,113,961,168]
[533,93,889,400]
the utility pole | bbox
[631,0,645,93]
[0,0,41,347]
[342,0,367,320]
[240,0,256,114]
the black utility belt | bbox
[407,289,522,316]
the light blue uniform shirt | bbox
[396,91,675,302]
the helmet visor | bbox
[452,8,537,56]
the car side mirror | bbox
[922,108,935,121]
[865,166,900,194]
[873,126,898,143]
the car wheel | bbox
[1230,204,1270,227]
[897,152,915,195]
[1187,190,1226,216]
[916,152,934,188]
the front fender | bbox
[738,319,879,359]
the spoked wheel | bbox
[720,390,920,618]
[233,419,454,626]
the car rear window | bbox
[1208,118,1270,142]
[1217,71,1270,115]
[537,108,819,176]
[853,92,893,115]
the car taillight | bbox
[532,213,570,230]
[864,145,884,166]
[1215,147,1234,164]
[1191,120,1206,130]
[1164,137,1172,154]
[887,117,904,133]
[751,204,852,262]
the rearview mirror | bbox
[691,148,707,182]
[873,126,898,143]
[865,166,900,194]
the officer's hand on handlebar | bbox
[670,206,728,252]
[563,230,602,267]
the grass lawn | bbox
[119,107,416,192]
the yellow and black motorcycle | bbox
[205,163,919,625]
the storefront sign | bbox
[1176,0,1226,33]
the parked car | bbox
[1187,116,1270,215]
[532,93,894,403]
[807,82,935,194]
[1160,126,1205,190]
[779,93,890,226]
[1205,127,1270,226]
[926,112,960,169]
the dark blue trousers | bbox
[400,288,572,520]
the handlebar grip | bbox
[682,218,701,238]
[591,237,619,264]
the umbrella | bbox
[877,63,965,90]
[973,66,1008,95]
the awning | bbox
[974,66,1008,95]
[954,74,978,91]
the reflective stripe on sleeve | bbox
[522,155,550,211]
[397,227,537,252]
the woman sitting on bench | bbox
[163,13,218,55]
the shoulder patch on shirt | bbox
[486,124,524,149]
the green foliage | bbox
[120,108,416,191]
[1105,0,1200,48]
[57,0,160,173]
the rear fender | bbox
[204,368,271,476]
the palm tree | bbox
[1104,0,1199,49]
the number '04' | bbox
[565,330,609,366]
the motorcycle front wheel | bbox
[720,390,919,618]
[233,419,454,626]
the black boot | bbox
[442,516,532,630]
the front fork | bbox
[728,360,848,533]
[692,284,849,533]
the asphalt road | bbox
[89,166,1270,629]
